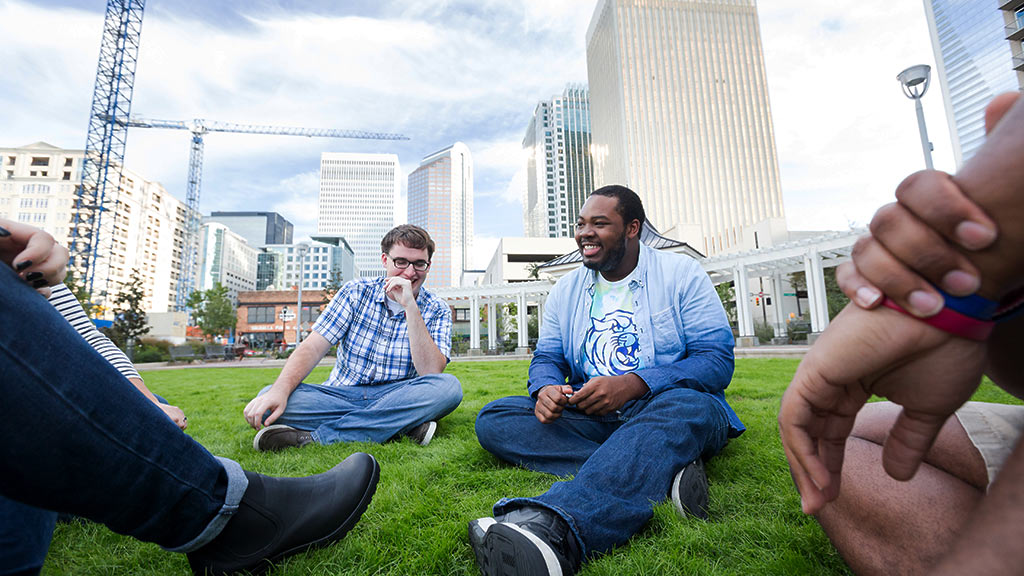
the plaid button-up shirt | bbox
[312,276,452,387]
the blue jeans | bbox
[259,373,462,444]
[0,265,247,574]
[475,388,732,558]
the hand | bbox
[569,373,648,416]
[243,387,290,430]
[0,219,69,297]
[839,94,1018,315]
[779,304,985,515]
[158,403,188,431]
[535,384,573,423]
[384,276,416,308]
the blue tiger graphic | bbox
[583,309,640,376]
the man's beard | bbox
[583,234,627,273]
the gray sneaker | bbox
[405,421,437,446]
[254,424,314,452]
[671,458,709,520]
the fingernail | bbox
[15,260,32,271]
[0,226,9,237]
[855,286,882,307]
[941,270,980,296]
[955,221,996,250]
[32,279,47,288]
[25,271,43,281]
[907,290,944,317]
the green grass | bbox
[42,359,1023,575]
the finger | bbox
[881,408,948,481]
[850,235,944,317]
[869,201,982,296]
[985,92,1020,134]
[264,406,285,428]
[835,262,882,309]
[779,428,829,514]
[12,229,57,277]
[895,171,996,252]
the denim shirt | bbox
[528,244,745,437]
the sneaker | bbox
[253,424,314,452]
[468,506,582,576]
[405,421,437,446]
[671,458,709,520]
[188,452,380,575]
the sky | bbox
[0,0,957,268]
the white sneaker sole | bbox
[253,424,295,451]
[418,421,437,446]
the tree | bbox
[787,269,849,320]
[108,271,150,356]
[187,283,237,340]
[715,281,737,325]
[63,270,96,317]
[321,267,345,306]
[526,262,541,280]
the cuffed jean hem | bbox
[493,497,589,559]
[163,457,249,553]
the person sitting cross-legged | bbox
[469,186,745,576]
[243,224,462,450]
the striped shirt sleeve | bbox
[48,283,143,382]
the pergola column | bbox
[487,301,497,351]
[771,273,788,343]
[468,294,481,355]
[734,264,757,347]
[516,289,529,354]
[804,248,829,342]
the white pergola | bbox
[436,229,864,353]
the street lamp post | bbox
[897,64,934,170]
[295,242,310,346]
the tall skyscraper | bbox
[925,0,1022,166]
[318,152,399,278]
[523,85,594,239]
[407,142,474,288]
[586,0,787,256]
[205,211,294,248]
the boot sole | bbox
[262,454,381,571]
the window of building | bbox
[247,306,276,324]
[62,171,71,181]
[6,157,14,166]
[64,158,73,167]
[30,157,49,167]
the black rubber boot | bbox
[187,452,380,575]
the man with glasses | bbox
[244,224,462,450]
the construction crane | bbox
[69,0,145,308]
[120,116,409,310]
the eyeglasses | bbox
[388,255,430,271]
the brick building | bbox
[236,289,327,349]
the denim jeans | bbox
[258,373,463,444]
[475,387,732,558]
[0,265,247,574]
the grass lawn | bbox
[43,359,1023,575]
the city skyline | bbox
[2,0,957,267]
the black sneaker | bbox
[253,425,314,452]
[405,421,437,446]
[468,506,582,576]
[188,452,380,575]
[671,458,709,520]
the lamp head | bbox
[898,64,931,99]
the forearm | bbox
[635,341,734,395]
[270,333,330,393]
[527,338,571,397]
[931,434,1024,575]
[953,99,1024,299]
[404,304,446,374]
[128,376,160,404]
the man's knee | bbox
[475,396,534,455]
[433,373,463,410]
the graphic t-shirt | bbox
[581,272,644,379]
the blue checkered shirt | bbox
[312,276,452,387]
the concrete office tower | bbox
[523,85,594,238]
[197,221,258,304]
[407,142,474,288]
[0,141,186,313]
[925,0,1022,167]
[318,152,399,279]
[205,211,294,248]
[586,0,787,256]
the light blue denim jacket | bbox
[528,243,745,437]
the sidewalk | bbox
[135,344,809,371]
